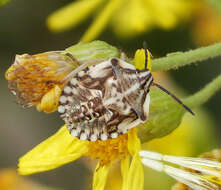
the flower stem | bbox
[183,74,221,108]
[151,42,221,71]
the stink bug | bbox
[58,47,194,141]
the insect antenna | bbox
[152,82,195,115]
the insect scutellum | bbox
[58,50,154,141]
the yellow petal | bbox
[47,0,104,32]
[134,49,152,71]
[36,85,62,113]
[145,0,193,29]
[121,155,130,190]
[127,153,144,190]
[127,129,141,156]
[18,126,89,175]
[121,153,144,190]
[112,0,152,37]
[93,162,110,190]
[81,0,123,42]
[124,129,144,190]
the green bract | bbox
[138,88,185,142]
[65,40,120,62]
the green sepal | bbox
[139,88,186,143]
[64,40,120,63]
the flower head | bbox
[46,0,194,41]
[18,126,143,190]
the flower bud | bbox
[5,52,74,108]
[138,88,185,142]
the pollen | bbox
[5,52,74,107]
[86,132,128,165]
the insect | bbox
[58,47,194,141]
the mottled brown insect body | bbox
[58,58,153,141]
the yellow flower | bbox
[18,126,143,190]
[46,0,194,41]
[14,48,151,190]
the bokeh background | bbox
[0,0,221,189]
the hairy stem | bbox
[184,74,221,108]
[151,42,221,71]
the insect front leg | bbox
[61,58,106,83]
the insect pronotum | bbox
[58,47,194,141]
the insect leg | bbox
[61,59,106,83]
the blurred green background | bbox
[0,0,221,190]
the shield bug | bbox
[58,47,194,141]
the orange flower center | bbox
[86,133,128,165]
